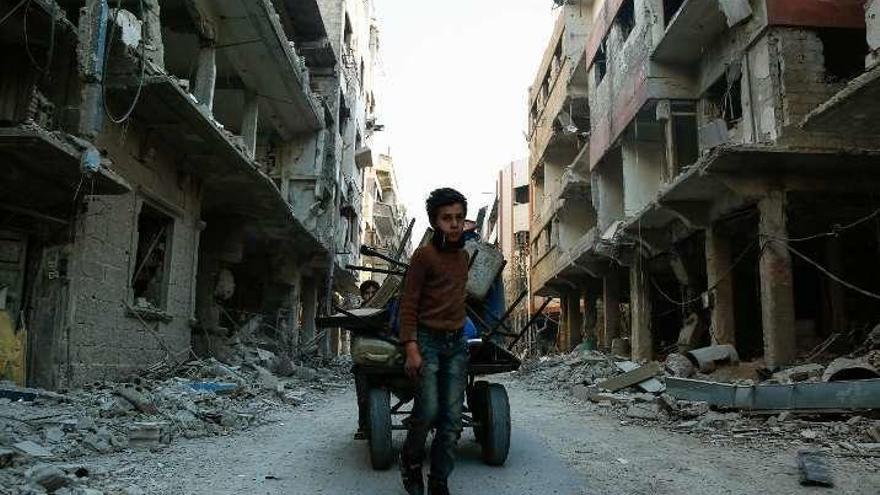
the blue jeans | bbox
[401,328,469,480]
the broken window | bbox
[817,28,868,83]
[131,203,173,309]
[514,185,529,205]
[616,0,635,42]
[705,73,743,129]
[666,100,699,178]
[663,0,686,28]
[595,40,608,85]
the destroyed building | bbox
[528,0,880,366]
[360,152,412,287]
[0,0,385,388]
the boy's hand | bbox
[404,342,422,380]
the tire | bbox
[468,381,489,443]
[479,383,510,466]
[368,388,393,470]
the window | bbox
[616,0,635,42]
[131,203,173,309]
[817,28,868,82]
[595,40,607,85]
[514,185,529,205]
[705,74,743,128]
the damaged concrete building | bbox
[529,0,880,366]
[0,0,385,388]
[360,152,411,287]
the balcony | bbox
[802,65,880,136]
[530,228,601,296]
[110,75,324,254]
[209,0,324,138]
[0,126,130,213]
[652,0,752,66]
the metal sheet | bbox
[667,377,880,411]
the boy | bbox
[353,279,382,440]
[399,188,470,495]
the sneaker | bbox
[428,477,449,495]
[399,453,424,495]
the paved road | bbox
[92,379,880,494]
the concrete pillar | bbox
[143,0,165,69]
[287,273,303,357]
[602,272,621,348]
[582,290,597,345]
[706,225,736,346]
[630,260,653,361]
[241,91,259,159]
[558,296,569,352]
[567,292,583,350]
[193,42,217,112]
[300,278,318,350]
[825,237,848,333]
[758,190,796,367]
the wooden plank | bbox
[598,361,662,392]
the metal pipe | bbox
[345,265,405,276]
[507,297,553,351]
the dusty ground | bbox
[72,376,879,495]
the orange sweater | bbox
[398,244,468,342]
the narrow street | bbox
[83,377,879,495]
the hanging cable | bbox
[0,0,27,27]
[769,206,880,243]
[650,239,763,307]
[102,0,147,124]
[23,0,56,76]
[773,239,880,301]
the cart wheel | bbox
[479,383,510,466]
[368,388,393,470]
[468,381,489,443]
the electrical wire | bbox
[772,239,880,301]
[650,239,763,307]
[769,206,880,243]
[0,0,27,27]
[23,0,56,76]
[102,0,147,124]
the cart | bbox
[316,242,551,470]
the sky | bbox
[374,0,558,237]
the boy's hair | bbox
[425,188,468,226]
[359,279,380,295]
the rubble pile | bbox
[0,342,350,494]
[516,327,880,464]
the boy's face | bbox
[435,203,465,242]
[361,285,377,302]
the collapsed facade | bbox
[360,152,411,287]
[0,0,385,388]
[529,0,880,366]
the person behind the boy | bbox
[398,187,470,495]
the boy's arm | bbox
[398,249,427,344]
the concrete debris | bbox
[0,341,348,494]
[685,344,739,373]
[27,463,70,492]
[821,357,880,382]
[13,441,54,458]
[771,363,825,383]
[597,362,661,392]
[516,348,880,457]
[797,450,834,487]
[663,353,695,378]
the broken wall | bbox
[64,123,201,386]
[869,0,880,68]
